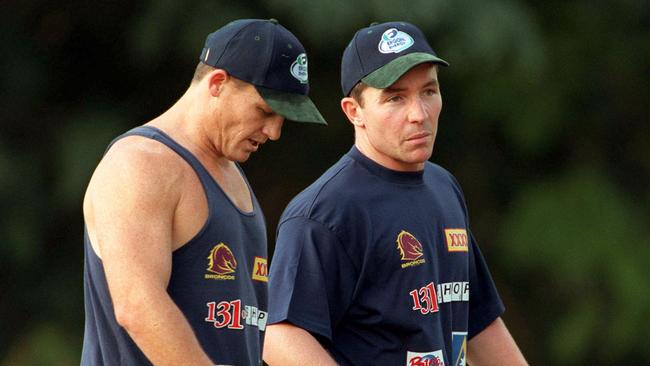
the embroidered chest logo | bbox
[251,256,268,282]
[444,229,468,252]
[396,230,426,268]
[205,243,237,280]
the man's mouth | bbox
[406,132,431,141]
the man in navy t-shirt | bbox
[264,21,528,366]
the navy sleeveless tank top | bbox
[81,126,268,365]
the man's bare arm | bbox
[85,140,214,366]
[264,322,338,366]
[466,317,528,366]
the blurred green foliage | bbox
[1,0,648,365]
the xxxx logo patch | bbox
[444,229,468,252]
[251,257,268,282]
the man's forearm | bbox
[264,322,338,365]
[116,292,214,366]
[467,317,528,366]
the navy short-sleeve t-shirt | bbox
[268,147,504,366]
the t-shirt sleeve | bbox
[267,216,358,341]
[467,229,505,339]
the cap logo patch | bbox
[290,53,309,84]
[378,28,414,54]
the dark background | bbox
[1,1,649,364]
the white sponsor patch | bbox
[290,53,308,83]
[437,282,470,304]
[378,28,414,54]
[406,350,446,366]
[243,305,268,331]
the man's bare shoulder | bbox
[84,134,189,212]
[95,135,186,185]
[83,133,192,257]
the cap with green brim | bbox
[341,21,449,96]
[362,52,449,89]
[256,86,326,124]
[200,19,326,125]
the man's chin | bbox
[228,152,252,163]
[407,148,434,164]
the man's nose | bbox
[263,116,284,141]
[408,97,429,124]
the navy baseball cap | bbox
[200,19,326,124]
[341,21,449,96]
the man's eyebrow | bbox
[420,79,439,89]
[381,79,439,94]
[382,86,406,94]
[425,79,439,88]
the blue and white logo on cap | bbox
[290,53,309,84]
[378,28,414,54]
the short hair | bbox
[349,82,368,107]
[190,63,251,93]
[192,62,216,83]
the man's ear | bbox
[341,97,365,128]
[207,69,229,97]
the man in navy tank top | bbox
[81,19,325,365]
[265,21,528,365]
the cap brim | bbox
[255,86,327,125]
[362,52,449,89]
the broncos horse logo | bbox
[207,243,237,275]
[396,230,424,261]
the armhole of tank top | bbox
[233,162,262,214]
[139,128,261,217]
[83,224,101,262]
[113,126,260,215]
[110,126,217,252]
